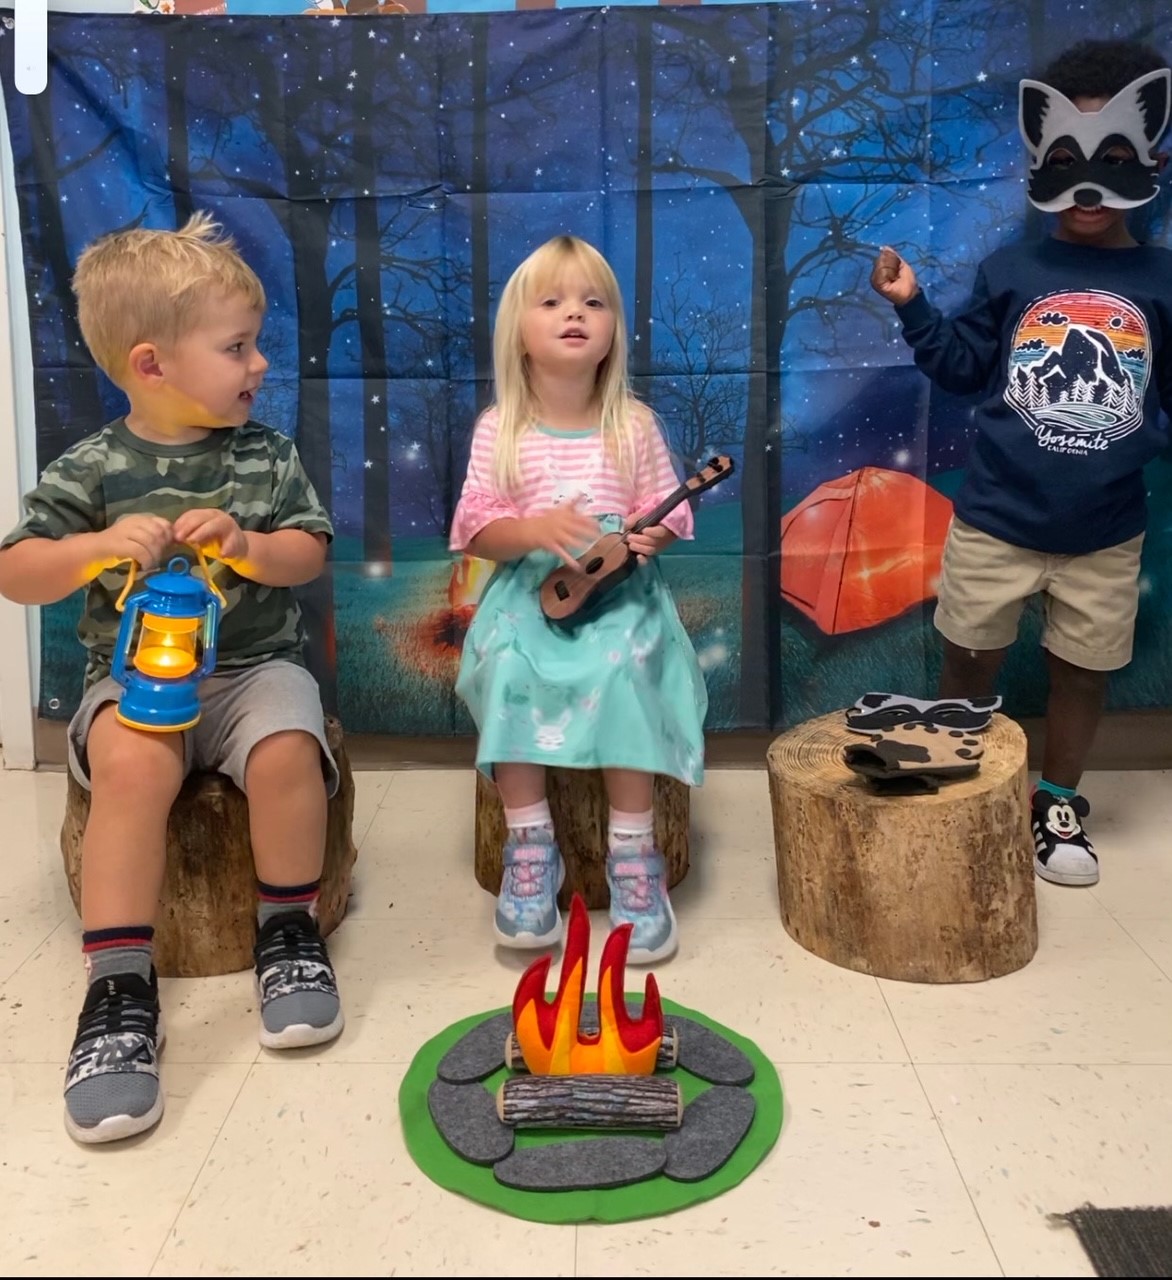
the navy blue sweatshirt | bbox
[895,237,1172,554]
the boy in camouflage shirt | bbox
[0,214,344,1144]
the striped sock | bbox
[82,925,154,985]
[257,879,321,928]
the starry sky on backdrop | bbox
[3,1,1172,543]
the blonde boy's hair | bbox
[491,234,646,491]
[72,212,266,382]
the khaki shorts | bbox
[68,660,340,797]
[934,517,1143,672]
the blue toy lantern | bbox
[111,553,225,733]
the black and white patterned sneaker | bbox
[253,911,344,1050]
[63,970,164,1145]
[1031,789,1100,887]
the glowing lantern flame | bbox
[512,895,664,1076]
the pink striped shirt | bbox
[449,408,694,551]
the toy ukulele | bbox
[539,454,735,626]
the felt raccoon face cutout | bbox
[1019,68,1171,211]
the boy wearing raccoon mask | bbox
[870,40,1172,888]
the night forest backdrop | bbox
[3,1,1172,737]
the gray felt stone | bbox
[436,1011,515,1083]
[428,1079,515,1165]
[493,1137,666,1191]
[674,1016,755,1085]
[664,1086,756,1182]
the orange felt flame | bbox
[512,894,664,1076]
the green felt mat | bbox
[399,997,783,1224]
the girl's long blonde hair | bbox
[490,235,643,491]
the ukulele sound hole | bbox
[555,580,570,601]
[585,556,605,574]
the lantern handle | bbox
[192,545,228,608]
[109,545,227,612]
[113,559,139,614]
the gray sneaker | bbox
[64,970,164,1144]
[253,911,344,1049]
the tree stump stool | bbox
[474,769,690,910]
[60,716,357,978]
[767,711,1036,983]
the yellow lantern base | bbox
[115,708,202,733]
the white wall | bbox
[0,88,39,768]
[1,3,128,768]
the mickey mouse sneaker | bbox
[1031,788,1099,887]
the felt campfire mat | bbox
[398,997,783,1224]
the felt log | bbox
[496,1074,683,1131]
[503,1025,680,1073]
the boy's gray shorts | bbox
[68,660,340,798]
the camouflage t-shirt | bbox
[1,418,334,688]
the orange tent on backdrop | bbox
[780,466,954,635]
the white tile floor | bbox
[1,762,1170,1277]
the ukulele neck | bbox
[628,482,692,536]
[622,456,734,539]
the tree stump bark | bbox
[60,716,357,978]
[767,711,1036,983]
[474,769,690,910]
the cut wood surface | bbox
[768,711,1037,983]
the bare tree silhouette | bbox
[649,256,747,471]
[642,2,1021,724]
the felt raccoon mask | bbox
[1019,68,1171,211]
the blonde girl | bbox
[449,235,707,962]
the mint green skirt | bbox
[455,517,707,785]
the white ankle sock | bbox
[504,799,553,837]
[608,807,654,858]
